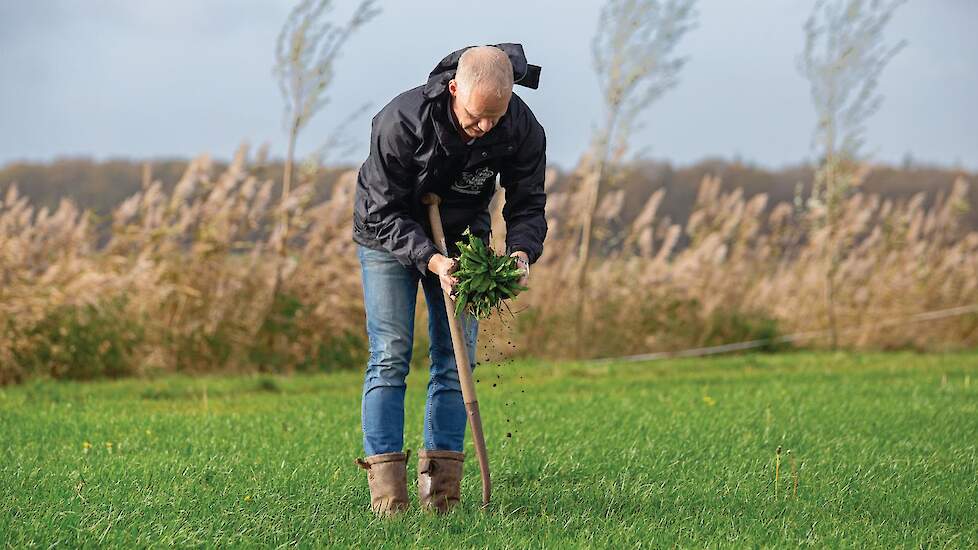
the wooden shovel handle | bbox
[423,192,491,507]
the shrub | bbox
[11,297,144,381]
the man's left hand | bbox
[510,251,530,289]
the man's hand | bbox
[510,250,530,289]
[427,253,459,297]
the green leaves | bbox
[451,229,528,319]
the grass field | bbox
[2,351,977,547]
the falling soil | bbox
[473,319,528,447]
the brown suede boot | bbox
[355,450,410,516]
[417,449,464,513]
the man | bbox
[351,43,547,515]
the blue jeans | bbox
[358,245,478,456]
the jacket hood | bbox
[423,43,541,100]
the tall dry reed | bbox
[1,145,363,383]
[2,147,976,383]
[520,170,978,358]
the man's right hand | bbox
[427,253,458,297]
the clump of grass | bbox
[452,230,527,319]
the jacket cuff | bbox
[507,242,539,264]
[416,242,440,275]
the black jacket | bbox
[352,43,548,275]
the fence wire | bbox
[587,304,978,364]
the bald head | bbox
[455,46,514,100]
[448,46,514,140]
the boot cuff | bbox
[419,449,465,461]
[364,451,409,466]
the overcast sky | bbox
[1,0,976,171]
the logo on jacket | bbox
[451,166,496,195]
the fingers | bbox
[441,273,458,297]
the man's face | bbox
[448,79,511,140]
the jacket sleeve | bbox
[499,107,548,264]
[359,110,440,274]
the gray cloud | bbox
[1,0,976,170]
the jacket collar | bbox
[424,43,539,156]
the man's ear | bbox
[448,78,458,97]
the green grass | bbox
[2,351,977,547]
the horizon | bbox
[2,151,974,176]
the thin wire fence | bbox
[588,304,978,364]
